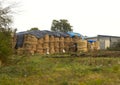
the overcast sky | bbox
[7,0,120,36]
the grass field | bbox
[0,54,120,85]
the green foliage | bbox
[0,1,14,64]
[29,27,39,31]
[51,19,73,32]
[0,31,13,64]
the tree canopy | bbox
[29,27,39,31]
[51,19,73,32]
[0,1,14,64]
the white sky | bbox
[7,0,120,36]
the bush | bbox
[0,31,13,64]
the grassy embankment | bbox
[0,54,120,85]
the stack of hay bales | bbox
[64,37,71,52]
[54,37,60,53]
[59,37,65,53]
[23,34,37,55]
[77,40,88,52]
[43,34,49,54]
[49,36,55,54]
[16,30,102,55]
[36,38,44,54]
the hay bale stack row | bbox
[16,33,99,55]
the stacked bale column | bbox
[36,38,44,54]
[23,34,37,55]
[77,40,88,52]
[54,37,60,53]
[71,36,80,52]
[49,36,55,54]
[59,37,65,53]
[43,35,49,54]
[64,37,71,52]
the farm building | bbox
[86,35,120,49]
[14,30,99,55]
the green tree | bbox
[51,19,73,32]
[29,27,39,31]
[0,1,14,64]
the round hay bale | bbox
[49,36,55,43]
[44,34,49,43]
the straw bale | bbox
[49,36,55,43]
[38,38,44,44]
[59,37,64,42]
[24,40,38,45]
[54,48,59,53]
[59,42,64,48]
[43,48,49,54]
[36,44,43,49]
[36,49,44,54]
[24,34,37,42]
[54,42,59,48]
[44,34,49,42]
[70,38,74,43]
[64,42,71,47]
[31,45,37,51]
[49,43,54,46]
[64,47,69,52]
[59,48,65,53]
[77,47,88,52]
[49,48,55,54]
[54,37,59,43]
[43,43,49,49]
[77,40,87,47]
[64,37,71,42]
[72,36,81,43]
[49,43,54,48]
